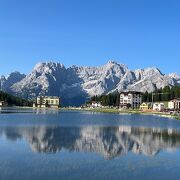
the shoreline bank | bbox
[63,107,180,120]
[0,106,179,120]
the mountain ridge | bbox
[0,61,180,106]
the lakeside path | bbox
[63,107,180,120]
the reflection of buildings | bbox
[1,126,180,159]
[35,108,59,115]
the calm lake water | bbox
[1,108,180,180]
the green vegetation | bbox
[87,91,120,106]
[88,86,180,106]
[143,86,180,102]
[0,91,32,107]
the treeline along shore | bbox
[88,86,180,107]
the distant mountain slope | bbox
[0,61,179,106]
[0,71,26,92]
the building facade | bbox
[91,101,102,108]
[153,103,165,111]
[33,96,60,108]
[139,102,151,111]
[120,91,142,109]
[168,99,180,110]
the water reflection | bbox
[0,107,60,114]
[1,125,180,159]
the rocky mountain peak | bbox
[106,60,118,65]
[104,60,127,69]
[0,71,26,92]
[169,73,180,80]
[34,62,65,73]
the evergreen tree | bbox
[0,91,32,106]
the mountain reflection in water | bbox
[0,125,180,159]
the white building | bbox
[168,99,180,110]
[153,103,165,111]
[91,101,102,108]
[33,96,60,108]
[0,101,7,107]
[168,101,174,110]
[0,101,4,107]
[120,91,142,109]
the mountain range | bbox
[0,61,180,106]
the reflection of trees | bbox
[1,126,180,159]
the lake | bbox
[0,108,180,180]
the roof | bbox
[153,102,164,105]
[37,96,60,99]
[140,102,151,105]
[170,98,180,101]
[92,101,101,104]
[120,91,142,95]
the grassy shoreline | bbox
[63,107,180,120]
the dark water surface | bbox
[0,108,180,180]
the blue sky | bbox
[0,0,180,75]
